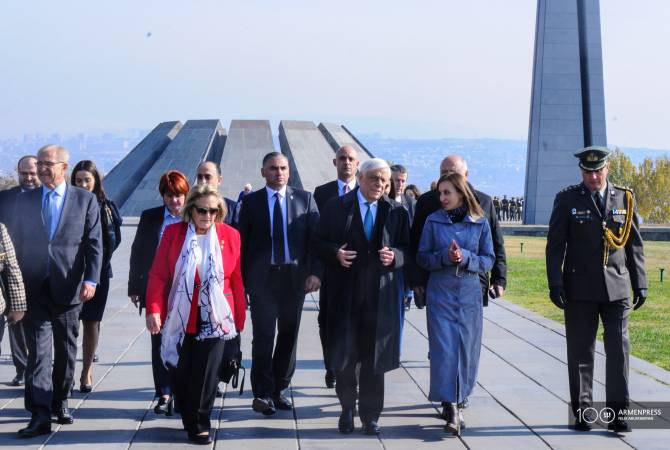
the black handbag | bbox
[218,334,245,395]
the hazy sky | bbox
[1,1,668,149]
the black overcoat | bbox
[314,189,409,374]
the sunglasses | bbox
[195,207,218,216]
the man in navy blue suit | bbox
[13,145,102,438]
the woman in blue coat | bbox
[417,172,494,435]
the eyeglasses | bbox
[36,161,65,168]
[195,207,218,216]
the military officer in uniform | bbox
[546,146,647,433]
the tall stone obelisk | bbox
[523,0,607,224]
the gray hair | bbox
[358,158,391,176]
[37,144,70,163]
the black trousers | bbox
[317,287,328,368]
[151,332,172,397]
[173,334,226,434]
[564,299,631,415]
[0,315,28,377]
[24,282,81,421]
[250,267,304,398]
[335,311,384,423]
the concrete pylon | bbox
[523,0,607,224]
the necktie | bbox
[343,184,350,194]
[272,192,286,264]
[43,190,54,239]
[363,202,374,241]
[595,192,605,217]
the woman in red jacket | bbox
[145,184,246,445]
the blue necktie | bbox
[272,192,286,264]
[43,190,54,239]
[363,202,373,241]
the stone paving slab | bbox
[1,225,669,449]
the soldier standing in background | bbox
[546,146,647,433]
[501,195,509,221]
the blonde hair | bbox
[182,184,227,224]
[437,172,484,219]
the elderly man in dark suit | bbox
[0,155,39,387]
[13,145,102,437]
[313,144,360,389]
[546,146,647,433]
[410,155,507,310]
[195,161,238,225]
[238,152,322,415]
[315,158,409,435]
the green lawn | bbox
[504,236,670,370]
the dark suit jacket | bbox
[14,185,102,306]
[409,185,507,296]
[546,182,646,302]
[128,206,164,311]
[237,186,322,297]
[224,197,237,225]
[397,192,416,224]
[314,179,359,212]
[0,186,22,235]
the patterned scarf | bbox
[446,205,468,223]
[160,222,237,368]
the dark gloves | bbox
[549,287,565,310]
[633,289,647,310]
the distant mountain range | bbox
[1,132,667,197]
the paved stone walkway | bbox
[1,226,669,449]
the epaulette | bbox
[611,184,634,193]
[559,184,580,193]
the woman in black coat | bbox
[127,170,189,415]
[71,160,122,393]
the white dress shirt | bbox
[266,185,291,264]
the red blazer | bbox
[145,222,246,333]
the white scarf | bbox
[160,223,237,368]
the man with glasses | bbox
[13,145,102,437]
[195,161,237,225]
[0,155,39,387]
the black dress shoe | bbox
[608,419,631,433]
[188,432,212,445]
[338,408,355,434]
[93,354,99,363]
[80,383,93,393]
[362,420,381,435]
[273,393,293,411]
[55,407,74,425]
[325,370,336,389]
[18,419,51,438]
[573,418,592,432]
[252,397,276,415]
[11,373,25,386]
[154,396,174,416]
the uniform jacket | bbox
[237,186,322,297]
[0,222,26,314]
[314,189,409,374]
[144,221,246,332]
[14,186,102,306]
[546,182,646,302]
[409,185,506,300]
[128,206,164,310]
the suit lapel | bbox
[285,186,296,247]
[52,185,71,239]
[260,187,271,237]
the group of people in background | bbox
[492,195,523,222]
[0,142,646,442]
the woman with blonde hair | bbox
[146,184,246,445]
[417,172,494,435]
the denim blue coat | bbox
[417,209,494,403]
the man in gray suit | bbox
[13,145,102,437]
[237,152,322,415]
[0,155,40,386]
